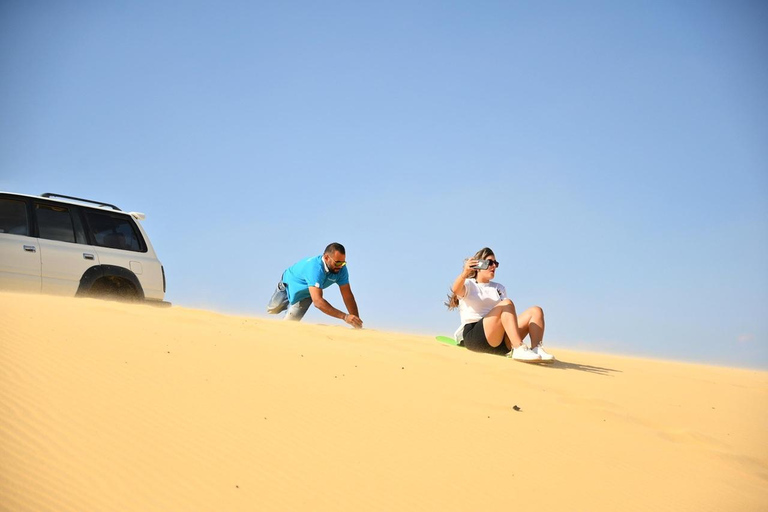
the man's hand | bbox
[344,314,363,329]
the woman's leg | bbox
[516,306,545,348]
[482,300,525,350]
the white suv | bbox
[0,191,168,304]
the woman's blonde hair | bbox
[445,247,495,310]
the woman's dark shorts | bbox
[463,320,509,356]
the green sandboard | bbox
[435,335,459,346]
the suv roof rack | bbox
[41,193,122,211]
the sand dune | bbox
[1,292,766,511]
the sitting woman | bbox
[446,247,554,363]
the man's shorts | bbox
[462,320,509,356]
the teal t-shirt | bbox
[282,255,350,304]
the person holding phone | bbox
[267,242,363,328]
[446,247,554,362]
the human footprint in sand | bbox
[267,242,363,328]
[446,247,554,362]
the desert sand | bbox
[1,292,766,512]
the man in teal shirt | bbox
[267,243,363,328]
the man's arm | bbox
[308,286,363,328]
[339,283,361,320]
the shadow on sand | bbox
[535,359,621,376]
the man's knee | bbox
[284,306,304,321]
[285,298,311,321]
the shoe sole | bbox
[513,357,556,364]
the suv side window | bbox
[36,203,76,243]
[0,198,29,236]
[84,210,146,252]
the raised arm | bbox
[452,259,478,298]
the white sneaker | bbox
[507,345,542,363]
[532,344,555,362]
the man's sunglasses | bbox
[328,257,346,268]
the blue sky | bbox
[2,1,766,368]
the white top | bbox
[454,279,508,341]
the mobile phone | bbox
[472,259,490,270]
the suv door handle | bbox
[83,253,95,260]
[23,245,36,252]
